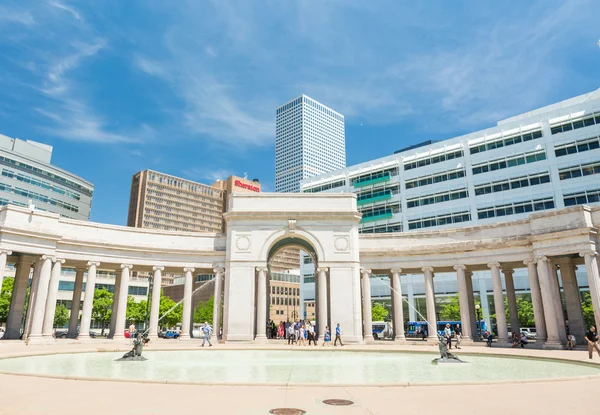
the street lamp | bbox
[475,304,481,339]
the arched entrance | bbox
[221,193,363,343]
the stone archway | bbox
[221,193,363,343]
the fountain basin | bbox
[0,350,597,386]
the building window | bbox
[474,172,551,196]
[564,188,600,206]
[406,188,468,208]
[472,150,546,175]
[469,130,542,154]
[551,112,600,135]
[405,169,466,190]
[554,136,600,157]
[408,210,471,230]
[477,197,555,219]
[404,150,463,171]
[558,161,600,180]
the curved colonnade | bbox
[0,193,598,349]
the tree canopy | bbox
[372,302,389,321]
[91,288,113,335]
[194,296,214,324]
[158,292,182,329]
[437,295,461,321]
[0,277,14,324]
[53,304,69,327]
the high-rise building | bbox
[127,170,226,233]
[0,133,94,220]
[275,95,346,193]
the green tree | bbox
[438,295,461,321]
[372,302,389,321]
[158,292,182,329]
[53,304,69,327]
[582,292,596,329]
[92,288,113,336]
[0,277,14,324]
[126,296,147,325]
[194,296,214,324]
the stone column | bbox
[580,251,600,329]
[23,259,42,339]
[27,255,53,343]
[465,270,478,340]
[109,269,122,338]
[148,266,163,339]
[422,266,437,341]
[0,250,12,292]
[560,259,585,344]
[180,267,195,340]
[406,276,416,322]
[68,267,85,338]
[255,267,268,343]
[488,262,508,343]
[361,268,374,343]
[524,259,547,342]
[390,269,406,342]
[478,277,492,335]
[548,260,567,344]
[536,257,563,349]
[42,257,65,339]
[5,258,33,339]
[212,267,225,342]
[316,267,328,338]
[454,265,472,343]
[112,264,132,341]
[78,261,99,340]
[503,269,520,337]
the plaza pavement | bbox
[0,339,598,415]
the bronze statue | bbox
[432,334,465,364]
[116,333,147,361]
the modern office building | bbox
[300,88,600,233]
[0,133,94,221]
[298,88,600,322]
[275,95,346,193]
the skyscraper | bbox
[275,95,346,193]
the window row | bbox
[58,281,147,296]
[408,210,471,230]
[271,286,299,296]
[1,169,81,201]
[550,112,600,135]
[472,151,546,175]
[474,172,551,196]
[360,203,401,219]
[0,183,80,212]
[0,155,93,196]
[564,188,600,207]
[405,168,466,190]
[554,136,600,157]
[406,188,468,208]
[469,130,542,155]
[477,197,555,220]
[558,161,600,180]
[360,222,403,234]
[404,150,463,171]
[351,167,399,186]
[271,296,300,306]
[303,179,345,193]
[357,185,400,202]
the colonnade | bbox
[2,252,227,343]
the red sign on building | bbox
[234,180,260,192]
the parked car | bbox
[507,328,536,340]
[372,322,393,340]
[54,329,97,338]
[162,330,180,339]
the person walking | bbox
[444,323,452,349]
[334,323,344,346]
[307,323,316,346]
[278,322,284,340]
[293,321,300,344]
[201,322,212,347]
[287,324,295,345]
[454,324,462,349]
[323,326,331,347]
[586,326,600,359]
[298,325,306,346]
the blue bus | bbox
[407,320,488,337]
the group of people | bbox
[269,319,344,347]
[510,331,529,348]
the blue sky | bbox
[0,1,598,225]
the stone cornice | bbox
[224,212,362,222]
[57,240,227,256]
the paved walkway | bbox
[0,339,598,415]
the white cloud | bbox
[49,1,82,21]
[0,6,35,26]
